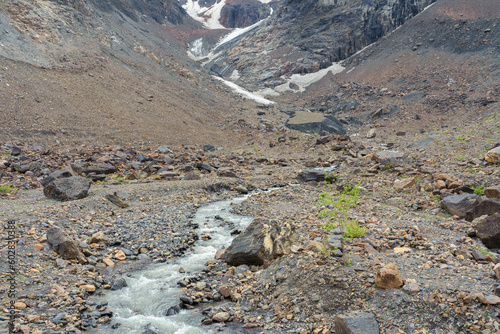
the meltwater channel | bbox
[96,190,268,334]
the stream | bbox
[96,192,260,334]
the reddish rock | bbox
[375,263,403,289]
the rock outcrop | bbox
[220,0,271,28]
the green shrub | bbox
[472,185,484,196]
[0,185,13,194]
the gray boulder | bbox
[372,150,406,167]
[224,218,298,266]
[466,199,500,222]
[441,194,481,218]
[40,168,73,187]
[297,169,337,183]
[335,312,379,334]
[475,213,500,248]
[47,227,84,260]
[43,176,91,201]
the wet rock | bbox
[375,263,403,289]
[335,312,379,334]
[474,213,500,248]
[441,194,481,218]
[297,169,337,183]
[225,218,298,266]
[485,146,500,163]
[485,185,500,199]
[110,277,128,290]
[43,176,91,201]
[465,199,500,221]
[163,305,181,316]
[46,227,83,260]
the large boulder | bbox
[43,176,91,201]
[285,111,346,135]
[224,218,298,266]
[40,168,73,187]
[297,169,337,183]
[335,312,379,334]
[441,194,481,218]
[46,227,84,260]
[485,146,500,164]
[465,199,500,222]
[475,213,500,248]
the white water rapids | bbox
[96,192,259,334]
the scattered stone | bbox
[393,177,415,190]
[485,146,500,163]
[375,263,403,289]
[225,218,297,266]
[366,129,376,139]
[212,312,230,322]
[234,185,248,194]
[115,250,126,261]
[103,258,115,267]
[157,145,172,154]
[217,167,238,178]
[90,231,108,244]
[485,185,500,199]
[105,192,129,208]
[14,301,27,310]
[297,169,336,183]
[441,194,481,218]
[110,277,128,290]
[335,312,379,334]
[81,284,96,292]
[372,150,405,167]
[164,305,181,316]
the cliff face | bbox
[206,0,436,88]
[219,0,271,28]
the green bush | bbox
[472,185,484,196]
[0,185,13,194]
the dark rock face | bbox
[285,112,346,135]
[225,218,298,266]
[465,199,500,222]
[210,0,435,86]
[46,227,84,260]
[441,194,481,218]
[297,169,337,183]
[43,176,91,201]
[220,0,271,28]
[475,213,500,249]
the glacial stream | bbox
[96,192,260,334]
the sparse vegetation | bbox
[472,185,485,196]
[0,185,13,194]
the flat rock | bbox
[474,213,500,248]
[393,177,415,190]
[225,218,297,266]
[441,194,481,218]
[372,150,405,167]
[335,312,379,334]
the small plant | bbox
[344,221,366,240]
[316,182,361,238]
[472,185,485,196]
[0,185,12,194]
[456,154,465,162]
[318,246,337,261]
[474,246,489,257]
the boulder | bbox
[224,218,297,266]
[109,277,128,290]
[46,227,84,260]
[335,312,379,334]
[485,185,500,199]
[372,150,406,167]
[157,145,172,154]
[184,171,201,181]
[474,213,500,248]
[297,169,337,183]
[217,167,238,178]
[285,111,346,135]
[40,168,73,187]
[441,194,481,218]
[393,177,415,190]
[43,176,91,201]
[375,263,403,289]
[485,146,500,163]
[465,199,500,221]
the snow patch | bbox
[182,0,227,30]
[274,62,345,93]
[214,76,275,105]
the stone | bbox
[105,193,129,208]
[485,185,500,199]
[441,194,481,218]
[304,240,323,252]
[43,176,91,201]
[297,169,337,183]
[375,263,403,289]
[33,244,44,251]
[334,312,379,334]
[493,263,500,280]
[485,295,500,305]
[218,285,231,298]
[465,199,500,221]
[485,146,500,163]
[366,129,376,138]
[110,277,128,290]
[372,150,406,167]
[164,305,181,316]
[196,281,207,290]
[184,171,201,181]
[393,177,415,190]
[234,185,248,194]
[215,248,225,260]
[212,312,230,322]
[474,213,500,248]
[90,231,107,244]
[52,313,66,325]
[225,218,298,266]
[40,168,73,187]
[103,258,115,267]
[217,167,238,178]
[115,250,126,261]
[203,145,215,152]
[11,146,21,156]
[285,111,346,135]
[157,145,172,154]
[14,301,27,310]
[46,227,83,260]
[81,284,96,292]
